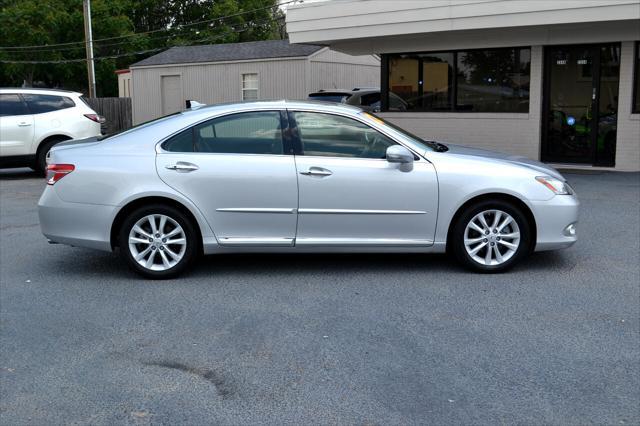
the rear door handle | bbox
[300,167,332,177]
[165,162,199,172]
[17,122,31,127]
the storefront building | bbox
[287,0,640,171]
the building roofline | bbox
[129,55,312,69]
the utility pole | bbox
[83,0,97,98]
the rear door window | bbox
[0,94,30,116]
[22,94,75,114]
[162,111,284,155]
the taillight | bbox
[84,114,105,123]
[46,164,75,185]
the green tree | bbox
[0,0,284,96]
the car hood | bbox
[442,143,565,180]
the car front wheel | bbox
[451,200,531,272]
[118,205,198,279]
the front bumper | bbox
[38,186,116,252]
[530,194,579,251]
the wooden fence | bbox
[83,97,132,134]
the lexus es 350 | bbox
[38,100,578,279]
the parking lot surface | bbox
[1,168,638,425]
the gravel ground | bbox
[0,168,638,425]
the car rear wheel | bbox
[118,204,198,279]
[451,200,531,273]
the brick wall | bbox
[615,41,640,171]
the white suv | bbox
[0,88,103,173]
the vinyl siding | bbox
[287,0,640,46]
[131,58,308,124]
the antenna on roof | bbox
[185,100,205,110]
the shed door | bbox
[161,75,182,116]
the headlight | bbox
[536,176,574,195]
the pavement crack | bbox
[142,360,233,398]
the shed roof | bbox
[131,39,324,67]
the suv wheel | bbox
[34,137,67,175]
[118,204,198,279]
[451,200,531,273]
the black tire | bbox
[35,137,68,175]
[118,204,198,279]
[450,199,531,273]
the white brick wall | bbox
[615,41,640,171]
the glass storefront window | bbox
[384,47,531,113]
[456,48,530,112]
[388,55,419,110]
[420,53,454,111]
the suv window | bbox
[162,111,284,155]
[308,93,351,103]
[291,111,396,159]
[22,94,75,114]
[359,92,381,107]
[0,94,30,116]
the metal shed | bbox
[128,39,380,124]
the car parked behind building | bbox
[308,88,408,112]
[0,88,104,173]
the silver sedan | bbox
[38,101,578,278]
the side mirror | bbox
[386,145,414,164]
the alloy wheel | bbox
[128,214,187,271]
[463,209,521,266]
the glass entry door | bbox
[542,44,620,166]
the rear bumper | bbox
[38,186,116,252]
[531,194,579,251]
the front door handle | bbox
[300,167,332,177]
[17,122,31,127]
[165,161,199,172]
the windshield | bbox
[98,112,181,140]
[361,112,448,152]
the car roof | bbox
[0,87,83,97]
[105,100,368,151]
[179,99,364,121]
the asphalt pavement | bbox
[1,168,638,425]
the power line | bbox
[0,0,296,51]
[0,11,283,55]
[0,16,286,64]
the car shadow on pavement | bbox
[195,252,460,277]
[0,168,40,180]
[42,249,577,281]
[522,250,578,271]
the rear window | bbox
[0,94,30,116]
[22,94,75,114]
[308,93,351,103]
